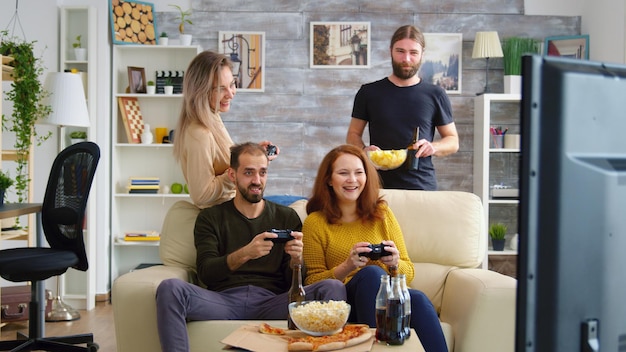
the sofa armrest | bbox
[113,265,192,352]
[439,269,517,352]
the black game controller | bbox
[361,243,392,260]
[265,229,294,243]
[266,144,277,156]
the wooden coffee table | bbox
[207,320,424,352]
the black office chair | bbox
[0,142,100,352]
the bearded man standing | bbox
[346,25,459,191]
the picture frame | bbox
[419,33,463,94]
[544,35,590,60]
[218,31,266,92]
[310,22,371,68]
[117,97,145,143]
[127,66,147,93]
[109,0,158,45]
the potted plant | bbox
[0,170,14,206]
[163,78,174,95]
[1,31,53,204]
[159,32,168,46]
[146,80,156,94]
[69,130,88,144]
[489,223,507,251]
[169,4,193,45]
[73,34,87,61]
[502,37,540,94]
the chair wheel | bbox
[87,342,100,351]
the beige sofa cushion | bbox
[159,200,200,272]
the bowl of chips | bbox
[367,149,408,170]
[288,300,351,336]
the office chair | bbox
[0,142,100,352]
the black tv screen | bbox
[517,54,626,352]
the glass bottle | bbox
[386,276,406,345]
[398,274,411,338]
[287,263,306,330]
[406,127,419,171]
[375,274,390,342]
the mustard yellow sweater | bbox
[302,205,415,285]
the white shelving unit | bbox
[110,45,200,281]
[473,93,521,253]
[59,5,98,310]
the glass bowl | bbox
[288,300,351,336]
[367,149,407,170]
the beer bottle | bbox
[386,276,406,345]
[375,275,390,342]
[406,127,419,171]
[287,263,306,329]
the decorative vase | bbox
[491,238,506,251]
[159,37,169,46]
[164,86,174,95]
[504,75,522,95]
[74,48,87,61]
[141,123,154,144]
[179,34,192,46]
[146,85,156,94]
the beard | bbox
[392,59,420,80]
[237,183,264,203]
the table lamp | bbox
[472,31,504,95]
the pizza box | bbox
[221,324,375,352]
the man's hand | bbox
[226,232,275,270]
[284,231,303,264]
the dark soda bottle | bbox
[385,277,406,345]
[287,263,306,329]
[375,275,390,342]
[399,274,411,338]
[406,127,419,171]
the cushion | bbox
[159,200,200,271]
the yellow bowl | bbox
[367,149,407,170]
[288,300,351,336]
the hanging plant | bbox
[1,30,52,203]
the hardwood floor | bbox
[1,301,116,352]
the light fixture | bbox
[350,33,362,64]
[472,31,504,95]
[38,72,90,322]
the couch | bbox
[113,189,517,352]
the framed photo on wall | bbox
[544,35,590,60]
[127,66,146,93]
[310,22,370,68]
[419,33,463,94]
[109,0,158,45]
[218,31,266,92]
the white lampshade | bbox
[39,72,90,127]
[472,32,504,59]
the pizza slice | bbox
[259,322,287,335]
[287,324,371,351]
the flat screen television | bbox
[517,54,626,352]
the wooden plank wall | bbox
[155,0,580,197]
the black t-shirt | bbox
[352,78,454,190]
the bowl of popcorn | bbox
[367,149,407,170]
[288,300,351,336]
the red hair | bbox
[307,145,385,224]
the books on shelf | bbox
[127,176,160,194]
[124,230,160,241]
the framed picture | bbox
[117,97,145,143]
[544,35,589,60]
[419,33,463,94]
[218,31,266,92]
[127,66,146,93]
[310,22,370,68]
[109,0,158,45]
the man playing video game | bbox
[155,142,346,352]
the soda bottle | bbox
[375,274,390,342]
[287,263,306,329]
[398,274,411,338]
[406,127,419,171]
[386,276,406,345]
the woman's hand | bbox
[380,240,400,267]
[348,242,372,268]
[259,140,280,161]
